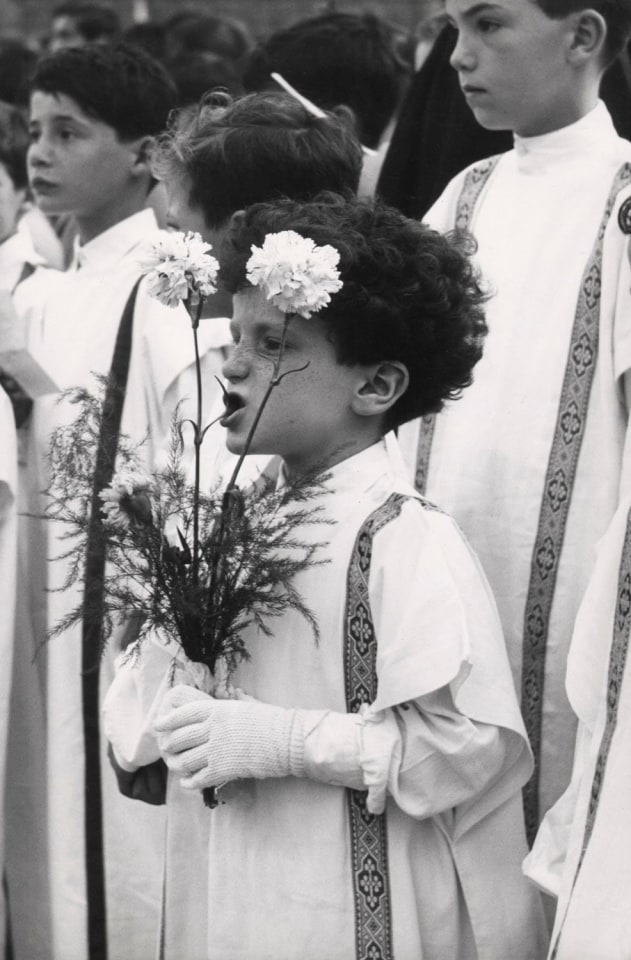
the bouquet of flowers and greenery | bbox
[44,228,342,718]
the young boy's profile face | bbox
[28,91,140,226]
[446,0,578,136]
[221,287,378,476]
[0,162,26,245]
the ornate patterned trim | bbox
[454,155,502,233]
[522,162,631,841]
[550,506,631,959]
[344,492,407,960]
[414,414,437,497]
[414,156,501,495]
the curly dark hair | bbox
[221,193,489,426]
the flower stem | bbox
[205,316,292,669]
[225,315,291,492]
[191,298,204,587]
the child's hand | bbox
[153,684,306,788]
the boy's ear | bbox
[130,135,156,176]
[566,9,607,65]
[352,361,409,419]
[227,209,246,232]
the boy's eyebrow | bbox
[449,1,505,20]
[29,113,91,128]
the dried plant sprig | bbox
[44,385,331,678]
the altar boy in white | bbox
[119,194,547,959]
[396,0,631,842]
[8,43,227,960]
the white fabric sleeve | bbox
[357,687,511,816]
[300,685,511,817]
[102,635,211,772]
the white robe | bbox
[8,209,229,960]
[105,440,548,960]
[0,387,17,958]
[398,101,631,830]
[0,229,45,292]
[525,497,631,958]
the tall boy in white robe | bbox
[397,0,631,842]
[107,194,548,958]
[6,43,227,960]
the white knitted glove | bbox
[154,684,310,789]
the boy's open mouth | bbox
[220,392,245,426]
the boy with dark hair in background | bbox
[397,0,631,869]
[5,42,204,960]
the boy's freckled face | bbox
[27,91,137,220]
[0,162,25,245]
[220,287,365,475]
[446,0,575,137]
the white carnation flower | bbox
[246,230,342,318]
[99,470,153,530]
[140,230,220,308]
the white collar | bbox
[72,209,157,272]
[513,101,618,170]
[277,435,407,497]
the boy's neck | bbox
[282,429,385,482]
[75,188,150,245]
[514,87,600,139]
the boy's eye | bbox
[477,17,500,33]
[261,337,284,353]
[28,128,40,143]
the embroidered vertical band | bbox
[521,163,631,842]
[344,492,407,960]
[414,156,500,495]
[454,155,501,232]
[549,506,631,959]
[81,276,141,960]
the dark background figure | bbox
[243,11,414,151]
[48,1,121,52]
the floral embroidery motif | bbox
[617,195,631,234]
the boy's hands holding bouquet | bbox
[154,682,370,797]
[154,685,311,787]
